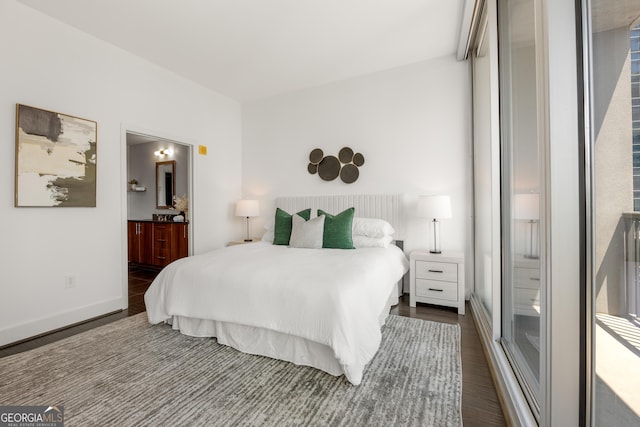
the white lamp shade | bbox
[235,199,259,217]
[417,195,452,219]
[514,194,540,220]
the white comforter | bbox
[144,242,408,385]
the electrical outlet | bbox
[64,275,76,288]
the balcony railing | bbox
[623,212,640,322]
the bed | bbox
[144,195,409,385]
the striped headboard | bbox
[275,194,405,240]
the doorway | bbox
[125,131,192,314]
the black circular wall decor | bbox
[309,148,324,164]
[308,147,365,183]
[340,163,359,184]
[338,147,354,163]
[307,163,318,174]
[318,156,341,181]
[353,152,365,167]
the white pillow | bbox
[352,217,394,238]
[262,230,274,243]
[264,220,275,232]
[289,215,325,249]
[353,234,394,248]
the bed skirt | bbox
[165,286,399,384]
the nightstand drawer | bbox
[515,288,540,304]
[514,288,540,316]
[415,279,458,301]
[515,267,540,289]
[415,261,458,282]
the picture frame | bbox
[15,104,97,207]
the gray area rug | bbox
[0,314,462,426]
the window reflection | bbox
[497,0,542,414]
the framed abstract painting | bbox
[15,104,97,207]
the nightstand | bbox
[513,255,540,316]
[410,251,465,315]
[227,239,259,246]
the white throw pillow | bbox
[352,217,395,238]
[289,215,325,249]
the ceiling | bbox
[127,133,163,146]
[19,0,466,102]
[591,0,640,33]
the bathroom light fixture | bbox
[417,195,452,254]
[154,148,174,157]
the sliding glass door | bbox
[473,6,495,320]
[498,0,544,416]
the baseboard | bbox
[469,295,538,427]
[0,298,123,347]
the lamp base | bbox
[244,217,252,242]
[430,219,442,254]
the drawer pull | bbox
[428,269,444,273]
[530,277,540,281]
[157,239,166,242]
[428,288,444,292]
[156,256,166,260]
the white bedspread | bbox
[144,242,408,385]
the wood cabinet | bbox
[152,223,172,267]
[173,222,189,260]
[128,221,152,265]
[409,251,465,315]
[128,221,188,268]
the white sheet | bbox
[144,242,409,384]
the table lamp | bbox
[235,199,259,242]
[514,193,540,259]
[417,195,452,254]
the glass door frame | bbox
[578,1,593,424]
[496,0,548,419]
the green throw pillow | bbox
[273,208,312,245]
[317,207,355,249]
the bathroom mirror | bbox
[156,160,175,209]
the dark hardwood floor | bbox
[1,267,506,426]
[127,265,161,314]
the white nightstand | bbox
[227,239,259,246]
[513,255,540,316]
[410,251,465,315]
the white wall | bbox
[242,57,473,294]
[592,26,633,315]
[0,0,242,346]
